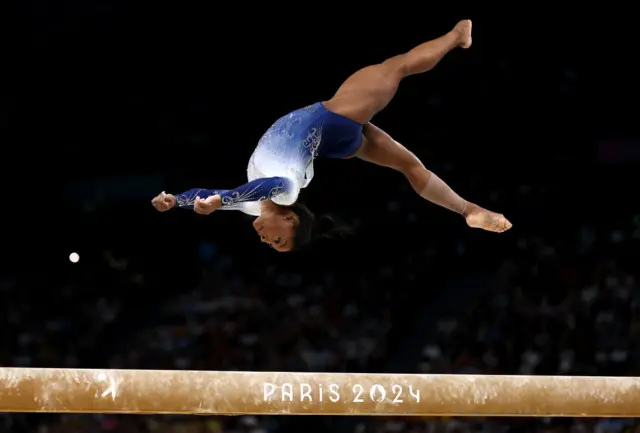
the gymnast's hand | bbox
[151,191,177,211]
[193,195,222,215]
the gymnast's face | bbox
[252,206,298,252]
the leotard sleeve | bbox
[174,177,293,216]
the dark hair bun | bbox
[290,202,354,250]
[315,214,353,240]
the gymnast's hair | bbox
[288,201,352,250]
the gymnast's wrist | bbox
[167,193,178,208]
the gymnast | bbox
[152,20,512,252]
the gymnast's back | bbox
[248,102,364,195]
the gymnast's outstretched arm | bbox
[151,177,293,216]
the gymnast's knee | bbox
[382,54,410,78]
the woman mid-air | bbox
[152,20,512,252]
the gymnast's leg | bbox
[357,123,512,233]
[323,20,473,124]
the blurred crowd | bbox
[0,167,638,433]
[0,227,416,433]
[0,198,438,433]
[363,220,639,433]
[8,3,639,432]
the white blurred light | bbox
[69,252,80,263]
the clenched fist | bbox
[193,195,222,215]
[151,191,177,212]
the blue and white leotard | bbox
[175,102,362,215]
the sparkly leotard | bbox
[175,102,362,215]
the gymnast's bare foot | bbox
[464,203,512,233]
[453,20,472,49]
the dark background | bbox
[1,3,639,433]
